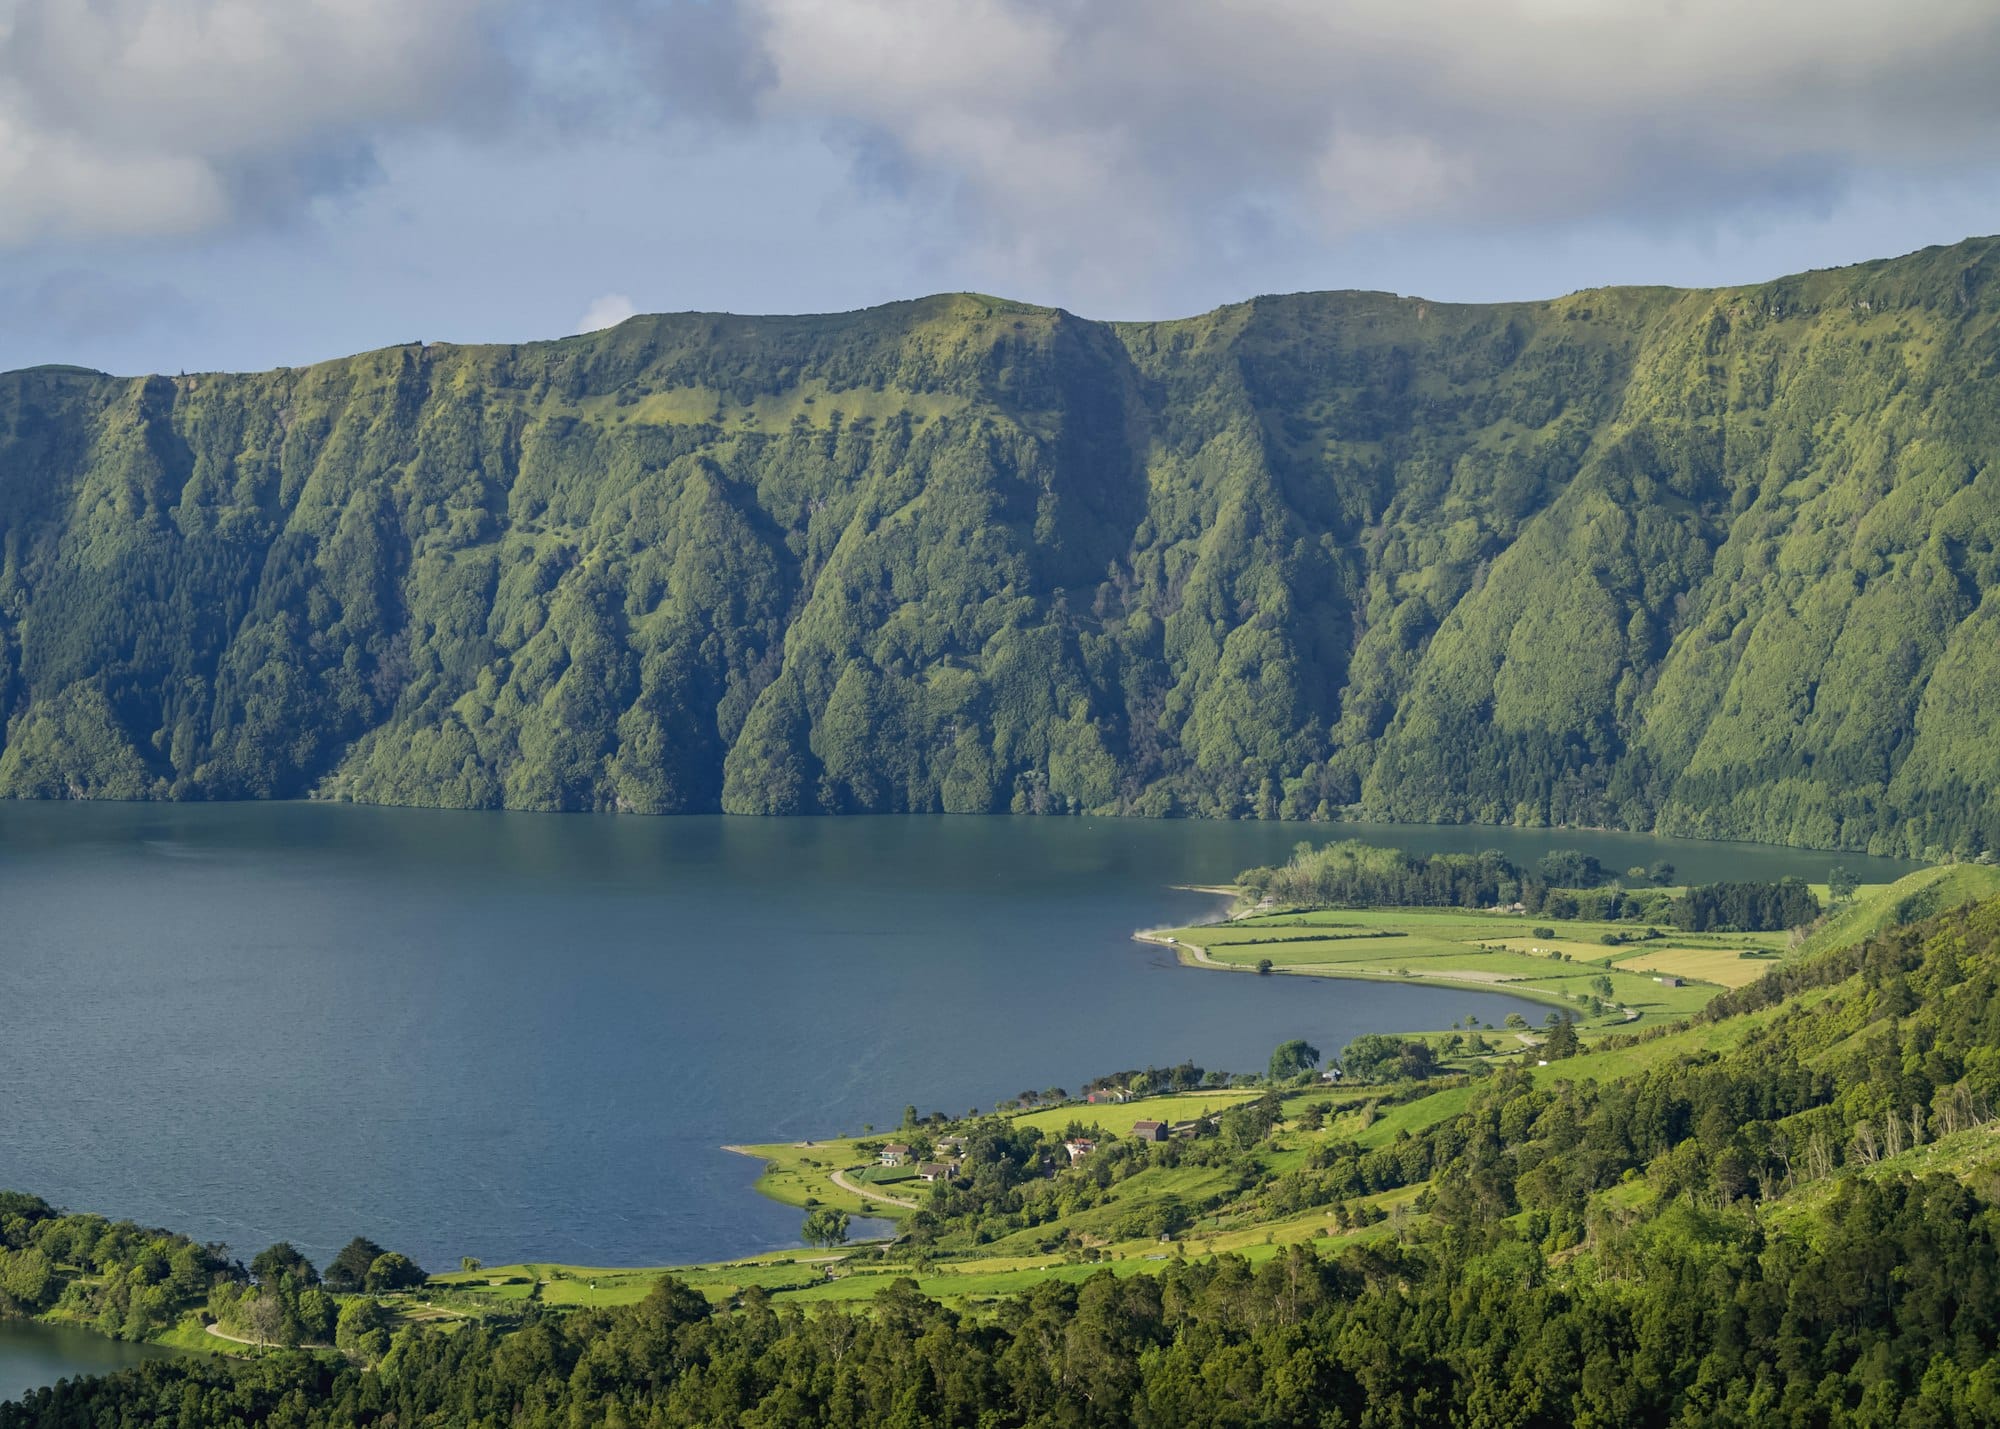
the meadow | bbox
[1153,903,1766,1028]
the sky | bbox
[3,0,1999,376]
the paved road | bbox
[828,1168,920,1210]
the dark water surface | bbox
[0,1319,174,1404]
[0,805,1914,1275]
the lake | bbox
[0,1319,174,1404]
[0,804,1915,1276]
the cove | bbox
[0,804,1916,1271]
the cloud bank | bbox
[5,0,1998,303]
[730,0,2000,296]
[0,0,510,244]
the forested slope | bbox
[4,238,2000,854]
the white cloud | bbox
[0,0,512,245]
[7,0,2000,307]
[575,292,636,332]
[727,0,2000,299]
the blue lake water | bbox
[0,804,1914,1276]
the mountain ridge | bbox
[3,236,1999,855]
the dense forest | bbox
[9,894,2000,1425]
[4,239,2000,855]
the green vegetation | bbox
[0,1199,437,1367]
[5,241,2000,854]
[1171,839,1851,1030]
[800,1209,849,1249]
[1158,905,1749,1028]
[15,883,2000,1423]
[1240,837,1821,930]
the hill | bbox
[5,241,2000,854]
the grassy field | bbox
[1003,1090,1260,1138]
[1610,944,1778,988]
[1156,905,1744,1029]
[1796,866,2000,959]
[725,1138,906,1218]
[430,1251,844,1307]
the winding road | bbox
[828,1168,920,1210]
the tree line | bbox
[1241,839,1823,931]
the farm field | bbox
[1156,905,1747,1028]
[1610,944,1778,987]
[1003,1090,1260,1138]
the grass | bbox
[1157,905,1738,1030]
[430,1253,844,1308]
[1003,1090,1260,1139]
[1611,944,1777,988]
[725,1138,906,1218]
[1795,866,2000,960]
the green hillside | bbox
[5,240,2000,854]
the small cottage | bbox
[1130,1119,1167,1142]
[916,1162,951,1182]
[1064,1138,1096,1162]
[879,1144,910,1166]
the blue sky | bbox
[4,0,1998,375]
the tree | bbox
[461,1257,482,1275]
[1256,958,1274,975]
[245,1292,288,1350]
[1537,849,1601,887]
[1542,1013,1580,1060]
[1268,1039,1321,1082]
[802,1208,849,1248]
[250,1242,316,1287]
[296,1287,336,1343]
[1591,974,1616,1000]
[334,1296,391,1365]
[0,1247,54,1312]
[636,1274,712,1329]
[364,1252,426,1293]
[1339,1034,1435,1082]
[1648,861,1677,885]
[1829,865,1861,902]
[324,1237,387,1293]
